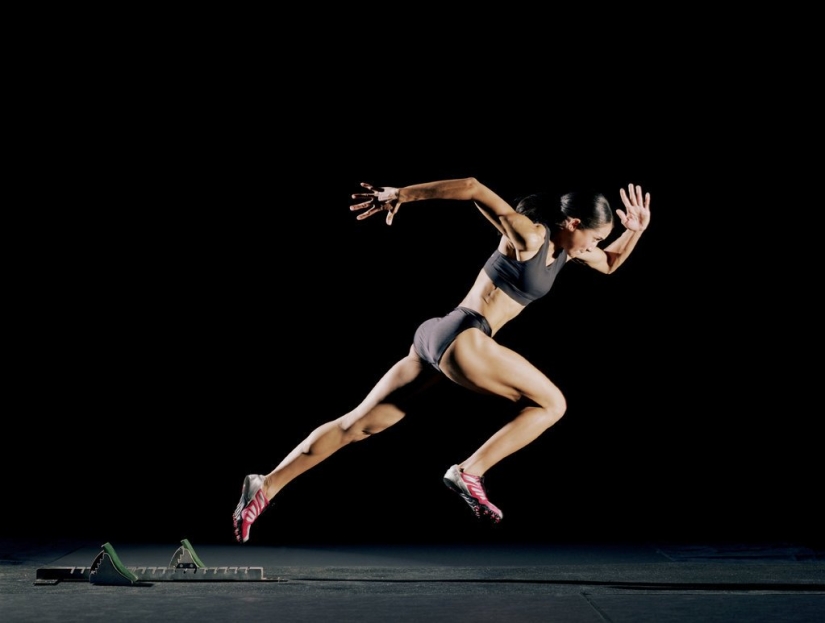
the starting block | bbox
[34,539,286,586]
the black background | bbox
[6,51,819,551]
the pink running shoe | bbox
[442,465,503,523]
[233,474,270,543]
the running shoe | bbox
[442,464,503,523]
[233,474,270,543]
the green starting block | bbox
[34,539,285,586]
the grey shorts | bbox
[413,307,492,372]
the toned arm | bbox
[399,177,543,254]
[575,183,651,274]
[353,177,544,254]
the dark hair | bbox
[515,191,613,231]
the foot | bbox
[442,465,503,523]
[233,474,270,543]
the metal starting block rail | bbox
[35,539,286,586]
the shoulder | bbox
[529,222,550,250]
[499,220,546,258]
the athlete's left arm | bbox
[577,183,651,275]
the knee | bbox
[337,416,371,444]
[525,390,567,428]
[538,404,566,429]
[547,390,567,424]
[546,400,566,427]
[338,406,406,443]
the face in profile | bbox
[564,222,613,258]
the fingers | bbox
[351,182,383,209]
[620,183,648,208]
[354,204,395,223]
[355,205,380,220]
[351,182,400,226]
[620,186,632,207]
[350,183,376,207]
[630,184,651,210]
[351,182,381,211]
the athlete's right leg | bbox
[440,328,568,476]
[438,328,568,523]
[233,346,440,542]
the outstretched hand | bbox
[616,183,651,233]
[350,182,402,226]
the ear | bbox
[566,218,582,231]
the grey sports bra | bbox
[482,225,567,306]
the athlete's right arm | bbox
[351,178,542,253]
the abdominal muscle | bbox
[456,270,526,337]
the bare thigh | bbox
[438,329,564,407]
[339,345,443,434]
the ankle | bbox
[262,475,280,502]
[459,465,484,479]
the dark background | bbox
[6,52,819,551]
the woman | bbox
[233,177,651,543]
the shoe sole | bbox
[442,468,502,524]
[233,475,261,543]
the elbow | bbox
[461,177,484,199]
[601,252,621,274]
[454,177,487,201]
